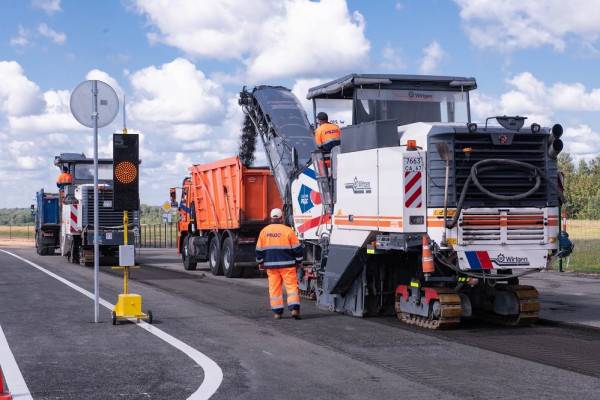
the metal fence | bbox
[139,223,178,248]
[0,224,34,240]
[559,219,600,273]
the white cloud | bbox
[419,41,444,74]
[563,124,600,159]
[292,78,351,125]
[10,26,30,47]
[245,0,369,81]
[128,58,223,123]
[32,0,61,14]
[85,69,124,99]
[134,0,369,81]
[8,89,80,134]
[454,0,600,51]
[0,61,44,116]
[380,44,406,71]
[37,23,66,45]
[292,78,326,113]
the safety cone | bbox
[422,234,435,274]
[0,366,12,400]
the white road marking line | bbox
[0,325,33,400]
[0,250,223,400]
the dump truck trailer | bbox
[33,189,61,255]
[174,156,282,277]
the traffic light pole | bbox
[92,81,100,323]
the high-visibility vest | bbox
[256,224,303,269]
[57,172,73,185]
[315,122,341,152]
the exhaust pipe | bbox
[548,123,564,159]
[548,138,563,159]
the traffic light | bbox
[113,133,139,211]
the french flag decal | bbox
[465,251,493,270]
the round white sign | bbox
[70,80,119,128]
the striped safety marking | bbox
[70,204,78,233]
[465,251,493,270]
[297,214,331,233]
[404,171,422,208]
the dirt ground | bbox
[0,238,34,248]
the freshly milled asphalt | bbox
[1,247,600,400]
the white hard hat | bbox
[270,208,283,219]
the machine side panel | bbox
[291,164,325,240]
[334,150,378,230]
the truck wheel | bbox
[208,236,223,276]
[35,233,42,255]
[222,236,242,278]
[182,236,197,271]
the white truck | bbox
[55,153,138,265]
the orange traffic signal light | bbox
[113,134,139,211]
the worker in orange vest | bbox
[314,112,341,153]
[256,208,303,319]
[56,166,73,189]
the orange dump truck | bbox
[171,156,282,277]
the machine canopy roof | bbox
[306,74,477,100]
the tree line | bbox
[559,153,600,219]
[0,205,173,226]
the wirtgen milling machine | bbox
[239,74,572,329]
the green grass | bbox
[560,220,600,273]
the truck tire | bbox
[182,236,197,271]
[35,233,42,255]
[208,236,223,276]
[222,236,242,278]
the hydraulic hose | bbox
[446,158,563,229]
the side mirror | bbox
[169,188,178,207]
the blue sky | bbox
[1,0,600,207]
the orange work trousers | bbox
[267,267,300,313]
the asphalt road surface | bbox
[1,247,600,399]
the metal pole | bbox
[559,204,563,272]
[92,80,100,323]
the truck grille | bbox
[454,133,548,207]
[459,209,546,245]
[82,188,138,228]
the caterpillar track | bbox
[395,288,463,330]
[478,285,540,327]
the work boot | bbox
[291,309,301,320]
[273,313,282,320]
